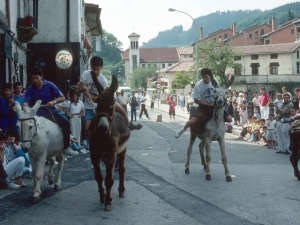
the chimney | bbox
[268,19,271,26]
[232,23,236,36]
[272,17,276,32]
[200,27,203,40]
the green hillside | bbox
[145,2,300,48]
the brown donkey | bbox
[88,74,130,211]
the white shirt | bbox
[179,95,185,101]
[117,94,129,105]
[80,70,108,109]
[267,119,276,130]
[192,79,217,104]
[140,96,147,105]
[274,98,283,109]
[68,100,84,114]
[135,93,142,100]
[253,96,260,106]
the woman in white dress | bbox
[67,94,84,144]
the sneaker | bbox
[284,150,290,155]
[81,140,87,147]
[175,127,186,138]
[8,182,20,190]
[276,150,284,154]
[127,122,143,130]
[79,149,88,154]
[247,139,253,142]
[266,146,273,149]
[262,144,268,147]
[236,136,243,140]
[63,148,79,156]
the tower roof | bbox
[128,32,140,38]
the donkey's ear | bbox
[225,76,234,89]
[90,71,104,93]
[15,101,23,118]
[211,78,219,88]
[109,75,119,95]
[31,100,42,115]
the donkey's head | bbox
[15,100,41,152]
[90,72,118,136]
[214,76,234,108]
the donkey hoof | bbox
[119,192,125,198]
[54,184,60,191]
[226,176,232,182]
[104,204,112,211]
[31,196,40,204]
[206,174,211,180]
[185,168,189,174]
[48,180,53,185]
[100,196,105,204]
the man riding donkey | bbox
[74,56,142,144]
[175,68,232,138]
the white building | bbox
[122,32,193,86]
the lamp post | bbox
[168,8,199,82]
[143,42,160,108]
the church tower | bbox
[128,32,140,74]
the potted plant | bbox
[24,15,34,27]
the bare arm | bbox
[194,98,214,106]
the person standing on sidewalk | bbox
[135,90,142,111]
[275,94,294,154]
[139,92,150,119]
[116,89,129,114]
[259,87,271,120]
[167,97,177,122]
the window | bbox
[251,63,259,75]
[234,56,241,61]
[162,64,165,68]
[291,29,294,34]
[297,51,299,59]
[219,36,222,42]
[224,33,227,39]
[249,34,252,39]
[141,64,145,68]
[270,54,278,59]
[269,63,279,74]
[251,55,258,60]
[255,42,258,45]
[268,91,276,100]
[132,55,137,69]
[184,55,188,58]
[255,31,258,39]
[213,38,216,42]
[297,62,300,74]
[265,40,270,45]
[234,65,242,75]
[147,64,151,68]
[168,63,172,67]
[261,29,264,36]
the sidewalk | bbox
[143,97,242,137]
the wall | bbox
[270,24,296,44]
[202,29,233,45]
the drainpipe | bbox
[65,0,70,92]
[6,0,13,83]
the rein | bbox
[19,104,57,143]
[94,93,115,122]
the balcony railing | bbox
[233,74,300,84]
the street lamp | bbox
[142,42,160,108]
[168,8,199,82]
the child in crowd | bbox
[259,125,268,146]
[130,96,138,122]
[70,135,88,154]
[167,97,177,122]
[265,114,277,149]
[239,107,248,126]
[150,96,155,110]
[253,107,261,118]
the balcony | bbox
[234,74,300,84]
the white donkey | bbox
[15,100,64,204]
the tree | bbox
[130,67,156,90]
[287,9,294,21]
[173,71,193,91]
[196,40,243,85]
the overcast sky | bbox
[88,0,297,49]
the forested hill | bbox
[145,2,300,48]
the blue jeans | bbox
[131,108,137,121]
[71,142,83,151]
[45,111,70,149]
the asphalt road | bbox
[0,106,299,225]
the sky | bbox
[88,0,297,49]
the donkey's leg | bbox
[118,150,126,198]
[91,157,105,204]
[104,157,116,211]
[185,132,196,174]
[47,156,55,185]
[204,138,212,180]
[54,152,64,190]
[218,137,231,182]
[31,153,47,204]
[199,141,206,170]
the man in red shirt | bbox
[259,87,271,120]
[167,98,177,122]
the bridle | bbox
[94,92,115,123]
[18,117,37,143]
[214,90,227,108]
